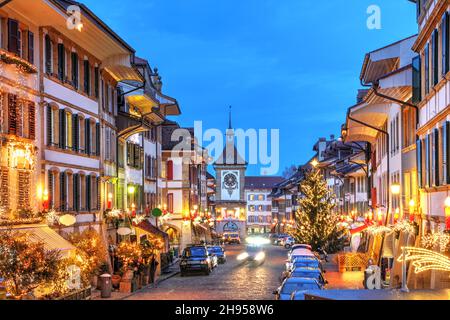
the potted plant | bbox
[116,242,142,293]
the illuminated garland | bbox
[421,231,450,253]
[392,220,416,234]
[398,247,450,274]
[0,50,38,74]
[366,225,392,235]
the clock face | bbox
[222,172,239,197]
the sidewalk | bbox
[92,259,180,300]
[324,254,364,290]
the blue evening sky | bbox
[83,0,417,176]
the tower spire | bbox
[228,106,232,130]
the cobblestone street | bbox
[126,245,287,300]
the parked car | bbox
[289,244,313,252]
[207,246,225,268]
[281,236,295,249]
[280,267,327,286]
[289,279,324,300]
[287,257,324,272]
[270,234,288,245]
[274,277,322,300]
[180,246,213,276]
[223,233,241,244]
[207,246,226,264]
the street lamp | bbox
[445,197,450,231]
[390,184,401,195]
[409,199,416,222]
[311,159,319,168]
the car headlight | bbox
[255,252,266,261]
[237,252,249,261]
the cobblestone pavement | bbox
[125,244,288,300]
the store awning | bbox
[127,94,159,115]
[344,102,390,144]
[159,103,181,116]
[0,224,76,259]
[102,54,143,83]
[135,220,169,241]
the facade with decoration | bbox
[213,119,247,239]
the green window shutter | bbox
[432,29,439,86]
[86,175,91,212]
[434,128,440,186]
[45,35,52,74]
[46,105,52,146]
[84,60,90,95]
[425,43,430,95]
[443,12,449,75]
[58,43,65,81]
[94,67,99,98]
[85,118,91,155]
[73,173,79,212]
[28,31,34,64]
[59,109,66,149]
[97,177,101,211]
[446,122,450,185]
[71,52,79,90]
[7,19,19,56]
[48,171,54,209]
[60,172,66,212]
[72,114,78,152]
[425,134,431,188]
[95,123,100,156]
[412,56,422,104]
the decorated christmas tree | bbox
[292,168,346,253]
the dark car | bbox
[208,246,227,264]
[180,246,213,276]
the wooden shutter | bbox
[86,175,91,211]
[28,102,35,140]
[94,67,99,98]
[73,173,79,212]
[443,12,450,75]
[425,134,430,188]
[46,105,53,146]
[412,56,422,104]
[57,43,65,81]
[71,52,78,89]
[45,35,52,74]
[60,172,66,212]
[8,94,17,135]
[72,114,79,152]
[167,160,174,180]
[95,122,100,156]
[446,122,450,185]
[7,19,19,56]
[433,29,439,86]
[97,176,101,210]
[48,171,53,209]
[27,31,34,64]
[434,129,439,186]
[84,60,90,95]
[417,139,423,189]
[425,43,430,95]
[59,109,66,149]
[85,118,91,155]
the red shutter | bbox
[371,151,377,171]
[371,188,377,208]
[167,160,173,180]
[28,102,35,140]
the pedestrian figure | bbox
[149,254,159,287]
[169,247,175,264]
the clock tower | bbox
[213,107,247,239]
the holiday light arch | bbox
[398,247,450,274]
